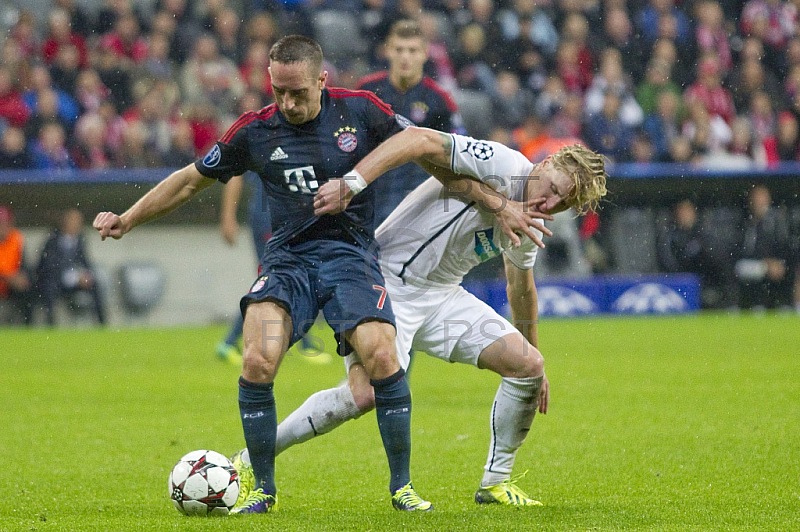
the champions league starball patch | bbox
[464,141,494,161]
[202,144,221,167]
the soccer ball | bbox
[168,449,240,516]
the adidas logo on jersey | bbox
[270,147,288,161]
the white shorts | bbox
[346,279,521,371]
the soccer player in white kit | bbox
[234,127,607,506]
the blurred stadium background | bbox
[1,0,799,326]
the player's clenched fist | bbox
[93,212,126,240]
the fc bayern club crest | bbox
[337,132,358,152]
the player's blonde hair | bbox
[551,144,608,215]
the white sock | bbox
[274,383,362,455]
[481,376,543,488]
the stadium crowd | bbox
[1,0,800,318]
[4,0,800,168]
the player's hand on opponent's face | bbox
[495,197,553,249]
[313,178,353,216]
[538,374,549,415]
[93,212,125,240]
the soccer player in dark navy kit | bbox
[93,35,431,513]
[357,19,465,226]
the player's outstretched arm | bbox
[220,174,244,245]
[93,164,215,240]
[313,126,448,215]
[504,256,548,414]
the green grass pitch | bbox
[1,313,799,531]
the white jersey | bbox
[376,134,541,289]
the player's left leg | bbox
[348,320,432,511]
[474,333,546,506]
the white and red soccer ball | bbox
[168,450,240,516]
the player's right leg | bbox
[231,300,291,515]
[474,333,546,506]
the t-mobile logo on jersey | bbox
[474,229,499,261]
[284,166,319,194]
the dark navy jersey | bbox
[195,87,407,252]
[356,72,463,133]
[356,72,465,225]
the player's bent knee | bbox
[350,382,376,412]
[241,346,278,382]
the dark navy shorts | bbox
[240,240,395,354]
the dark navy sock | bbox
[238,377,277,495]
[371,369,412,494]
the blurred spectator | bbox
[49,43,82,95]
[497,0,559,58]
[598,5,645,84]
[735,185,793,309]
[681,99,731,158]
[636,58,684,119]
[22,65,80,133]
[490,71,536,130]
[42,8,89,69]
[452,24,497,93]
[643,90,683,161]
[240,41,274,99]
[513,110,553,162]
[630,129,656,163]
[114,119,161,168]
[140,32,177,80]
[667,135,696,163]
[121,83,175,161]
[560,12,597,80]
[657,199,728,308]
[555,38,593,94]
[0,127,32,169]
[7,10,40,62]
[739,0,793,75]
[418,11,458,92]
[775,111,800,160]
[74,69,111,114]
[97,100,127,156]
[210,8,245,64]
[53,0,94,38]
[684,54,736,125]
[95,43,134,112]
[694,0,732,75]
[584,89,635,161]
[71,113,113,170]
[29,121,76,170]
[748,90,778,152]
[0,66,30,129]
[635,0,692,48]
[0,206,33,325]
[161,118,198,168]
[24,88,74,141]
[728,115,767,166]
[549,91,584,138]
[584,47,644,127]
[99,12,149,67]
[180,34,245,121]
[36,208,106,326]
[729,57,786,114]
[157,0,205,64]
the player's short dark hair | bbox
[269,35,323,73]
[388,19,425,41]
